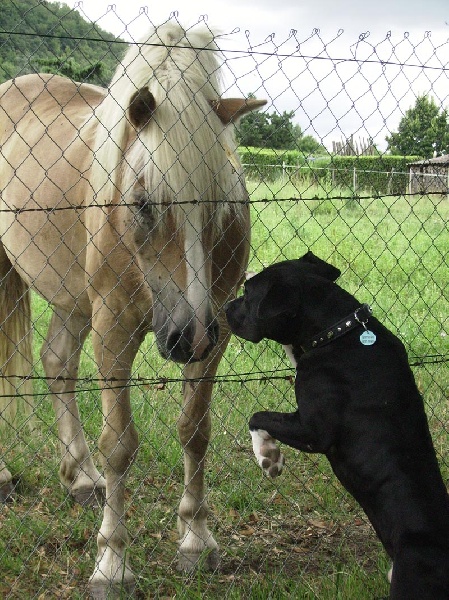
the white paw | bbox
[250,429,285,478]
[282,344,297,367]
[388,564,393,583]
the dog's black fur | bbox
[225,251,449,599]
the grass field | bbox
[1,179,448,599]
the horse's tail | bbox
[0,245,33,427]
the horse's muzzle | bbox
[153,308,219,364]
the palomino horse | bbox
[0,23,265,597]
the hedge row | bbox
[238,147,309,181]
[238,147,421,194]
[329,155,421,195]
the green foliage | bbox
[236,102,324,153]
[386,95,449,158]
[238,146,330,182]
[239,147,301,179]
[237,110,271,148]
[37,55,105,82]
[0,0,124,84]
[239,149,422,194]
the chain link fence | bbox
[0,4,448,599]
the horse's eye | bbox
[134,193,156,229]
[135,192,151,211]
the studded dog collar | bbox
[301,304,373,352]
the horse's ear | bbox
[128,87,156,129]
[210,98,267,124]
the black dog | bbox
[225,251,449,599]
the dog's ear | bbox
[297,251,340,281]
[256,282,297,320]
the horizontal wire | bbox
[0,29,448,71]
[0,200,246,214]
[0,355,447,399]
[0,367,294,387]
[0,373,295,399]
[409,355,449,367]
[0,190,445,214]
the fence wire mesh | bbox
[0,4,448,599]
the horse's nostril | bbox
[161,318,219,363]
[207,320,219,346]
[166,329,192,363]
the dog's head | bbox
[225,252,341,344]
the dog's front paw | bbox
[250,429,285,478]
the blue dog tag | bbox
[360,330,376,345]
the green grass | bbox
[1,180,448,598]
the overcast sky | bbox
[74,1,449,150]
[76,0,449,40]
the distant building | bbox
[407,155,449,196]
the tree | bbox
[298,134,326,155]
[0,0,123,84]
[266,110,300,149]
[37,56,105,84]
[236,110,271,148]
[236,100,324,153]
[386,95,449,158]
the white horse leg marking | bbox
[41,308,105,504]
[250,429,285,478]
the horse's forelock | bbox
[91,24,229,208]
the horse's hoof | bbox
[88,580,136,599]
[177,547,220,572]
[0,481,14,503]
[71,486,105,508]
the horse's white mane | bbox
[89,22,242,226]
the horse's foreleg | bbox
[89,385,138,597]
[177,337,229,571]
[41,308,105,506]
[88,309,140,598]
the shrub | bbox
[238,147,329,182]
[328,155,421,195]
[239,148,421,195]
